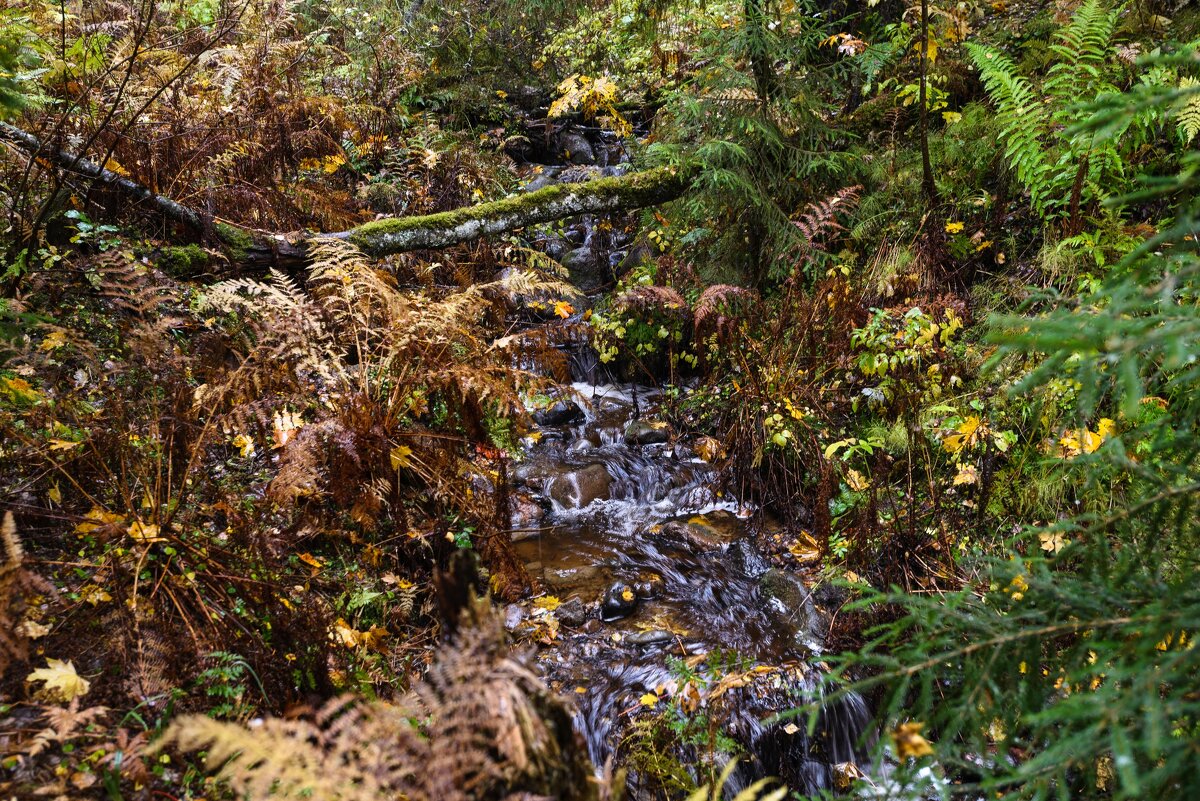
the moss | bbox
[215,222,255,261]
[156,244,210,277]
[346,166,690,256]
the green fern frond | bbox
[966,42,1053,216]
[1176,77,1200,144]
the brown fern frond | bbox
[693,284,760,339]
[159,601,600,801]
[791,185,862,253]
[1,512,54,677]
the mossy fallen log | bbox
[0,121,692,274]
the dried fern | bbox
[159,599,599,801]
[1,512,53,676]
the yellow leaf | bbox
[128,520,163,542]
[892,721,934,758]
[47,438,81,452]
[27,658,91,702]
[553,300,575,319]
[390,445,414,470]
[694,436,725,462]
[1038,531,1066,553]
[298,552,324,570]
[18,619,51,639]
[534,595,562,611]
[953,465,979,486]
[39,330,68,352]
[231,433,255,458]
[639,693,659,707]
[943,415,986,454]
[75,507,124,534]
[47,483,62,504]
[941,111,962,124]
[944,221,964,234]
[845,468,870,492]
[79,585,112,606]
[621,588,635,602]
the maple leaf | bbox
[1039,530,1067,554]
[553,300,574,319]
[953,465,979,485]
[231,433,255,458]
[27,658,91,702]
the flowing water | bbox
[508,380,873,798]
[506,136,873,797]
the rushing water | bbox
[508,379,872,798]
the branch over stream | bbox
[0,121,693,272]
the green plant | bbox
[829,82,1200,801]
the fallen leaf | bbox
[128,520,163,543]
[27,658,91,702]
[639,693,659,707]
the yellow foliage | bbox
[892,721,934,758]
[27,658,91,702]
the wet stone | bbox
[634,571,665,599]
[557,596,587,627]
[532,398,584,427]
[504,604,525,631]
[624,419,670,446]
[728,539,770,579]
[548,463,613,509]
[601,582,638,621]
[626,629,674,646]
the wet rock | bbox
[601,582,638,621]
[581,618,602,634]
[523,166,562,192]
[504,604,525,631]
[634,571,665,599]
[624,419,670,446]
[563,246,608,291]
[557,596,588,627]
[548,463,613,509]
[728,539,770,579]
[558,131,596,165]
[759,568,827,648]
[510,492,547,531]
[626,629,674,646]
[532,398,584,426]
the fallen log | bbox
[0,121,692,272]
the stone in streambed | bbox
[556,596,588,627]
[532,398,584,426]
[626,629,674,646]
[548,463,613,509]
[634,571,665,599]
[624,419,670,445]
[759,568,828,650]
[601,582,638,621]
[728,539,770,579]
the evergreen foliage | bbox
[830,81,1200,801]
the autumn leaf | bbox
[639,692,659,707]
[272,410,303,449]
[845,468,870,492]
[79,585,112,606]
[390,445,414,470]
[231,432,255,458]
[953,465,979,485]
[75,507,124,534]
[298,552,324,571]
[553,300,575,319]
[944,221,964,234]
[1038,530,1067,554]
[892,721,934,758]
[128,519,163,543]
[27,658,91,702]
[943,415,988,454]
[533,595,562,611]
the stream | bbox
[502,129,873,798]
[506,381,872,797]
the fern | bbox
[158,599,599,801]
[1175,76,1200,144]
[966,42,1054,216]
[966,0,1125,223]
[1,512,53,676]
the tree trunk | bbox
[0,121,693,273]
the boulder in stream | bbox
[556,596,588,627]
[624,419,670,445]
[759,568,828,649]
[532,397,584,426]
[600,582,638,621]
[557,131,597,165]
[548,463,613,509]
